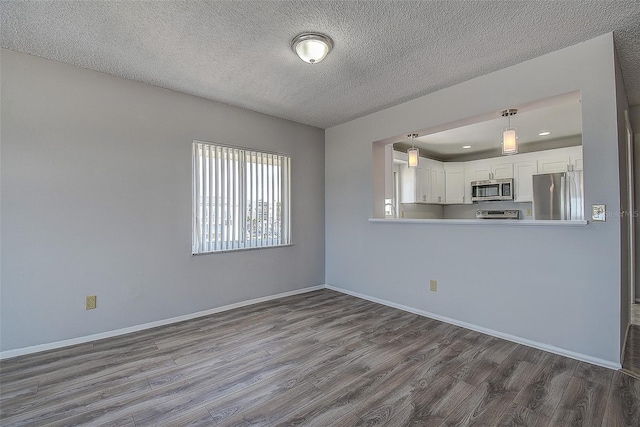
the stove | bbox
[476,209,519,220]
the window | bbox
[192,141,291,254]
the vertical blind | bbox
[192,141,291,254]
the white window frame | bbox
[192,141,291,254]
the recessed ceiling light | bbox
[462,145,471,149]
[539,131,551,136]
[291,33,333,64]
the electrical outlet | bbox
[591,204,606,221]
[526,209,532,217]
[429,280,437,292]
[85,295,97,310]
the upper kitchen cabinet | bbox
[491,163,514,179]
[537,145,583,173]
[444,163,465,204]
[537,156,570,174]
[465,162,513,181]
[569,146,583,171]
[433,168,445,203]
[513,160,537,202]
[399,157,445,204]
[465,164,491,181]
[425,158,445,203]
[399,160,431,203]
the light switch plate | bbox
[591,204,606,222]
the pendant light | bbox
[407,134,419,168]
[291,33,333,64]
[502,109,518,155]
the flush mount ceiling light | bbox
[501,109,518,155]
[407,134,419,168]
[462,145,471,149]
[291,32,333,64]
[539,131,551,136]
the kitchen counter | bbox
[369,218,588,226]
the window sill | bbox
[192,243,294,255]
[369,218,588,227]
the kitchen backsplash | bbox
[400,203,444,219]
[399,201,533,220]
[444,201,533,220]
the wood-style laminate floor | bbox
[623,324,640,379]
[631,303,640,326]
[622,304,640,379]
[1,289,638,426]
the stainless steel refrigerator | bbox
[532,171,584,220]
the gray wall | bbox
[0,50,325,352]
[326,34,622,366]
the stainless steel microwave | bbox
[471,178,514,202]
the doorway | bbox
[627,109,638,325]
[623,110,640,378]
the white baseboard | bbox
[326,284,621,371]
[0,285,325,360]
[2,283,622,370]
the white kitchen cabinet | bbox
[537,156,569,173]
[491,163,514,179]
[513,160,537,202]
[400,161,431,203]
[431,167,445,203]
[535,146,583,173]
[444,163,465,204]
[568,146,583,171]
[423,158,445,203]
[420,166,432,202]
[399,157,445,204]
[466,162,513,181]
[572,157,583,171]
[399,164,416,204]
[463,165,483,205]
[466,164,492,181]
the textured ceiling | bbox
[1,1,639,129]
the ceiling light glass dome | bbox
[291,33,333,64]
